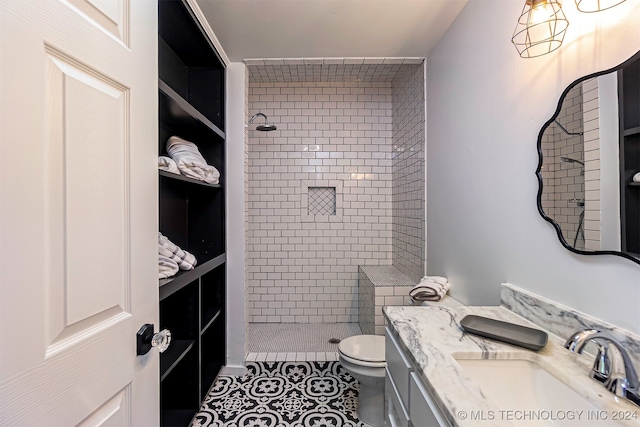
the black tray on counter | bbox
[460,315,548,351]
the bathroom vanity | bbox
[384,296,640,427]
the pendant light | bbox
[575,0,626,12]
[512,0,569,58]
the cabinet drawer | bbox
[385,368,410,427]
[385,327,413,408]
[409,372,450,427]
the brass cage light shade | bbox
[575,0,626,12]
[512,0,569,58]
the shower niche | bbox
[158,0,227,425]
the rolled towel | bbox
[634,172,640,183]
[159,156,180,175]
[158,247,179,279]
[409,276,450,302]
[166,136,220,185]
[158,232,197,270]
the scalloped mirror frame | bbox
[536,50,640,266]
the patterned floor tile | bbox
[191,361,367,427]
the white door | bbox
[0,0,159,425]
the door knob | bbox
[136,324,171,355]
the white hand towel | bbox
[158,156,180,175]
[634,172,640,183]
[158,232,197,270]
[158,246,179,279]
[418,275,448,286]
[166,136,220,185]
[409,276,450,302]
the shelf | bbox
[623,126,640,137]
[161,409,196,427]
[158,0,226,420]
[159,80,225,139]
[201,308,221,334]
[159,170,221,189]
[160,340,195,381]
[628,182,640,187]
[159,254,226,301]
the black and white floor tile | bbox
[191,361,367,427]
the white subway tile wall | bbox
[247,80,394,323]
[244,66,251,354]
[358,268,375,335]
[581,78,602,251]
[391,65,425,282]
[246,61,426,324]
[358,266,415,335]
[541,82,587,250]
[247,62,405,84]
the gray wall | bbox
[426,1,640,334]
[246,81,394,323]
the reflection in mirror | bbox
[537,51,640,265]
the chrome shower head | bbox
[256,123,277,131]
[248,113,277,132]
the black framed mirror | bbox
[536,50,640,265]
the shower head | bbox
[560,156,584,166]
[256,123,277,131]
[247,113,277,132]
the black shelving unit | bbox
[158,1,226,425]
[619,55,640,256]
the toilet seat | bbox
[338,335,385,367]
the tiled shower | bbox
[540,77,604,251]
[244,59,426,351]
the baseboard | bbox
[220,364,246,376]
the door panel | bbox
[77,385,131,427]
[0,0,158,425]
[66,0,129,46]
[46,48,130,336]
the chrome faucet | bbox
[565,329,640,407]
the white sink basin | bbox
[456,358,631,426]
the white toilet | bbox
[338,334,386,427]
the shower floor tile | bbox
[247,323,362,354]
[191,361,366,427]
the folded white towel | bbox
[158,232,197,270]
[409,276,450,302]
[158,156,180,175]
[634,172,640,183]
[158,247,179,279]
[166,136,220,185]
[419,275,448,286]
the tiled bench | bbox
[359,265,417,335]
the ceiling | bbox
[195,0,469,62]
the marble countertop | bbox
[384,305,640,427]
